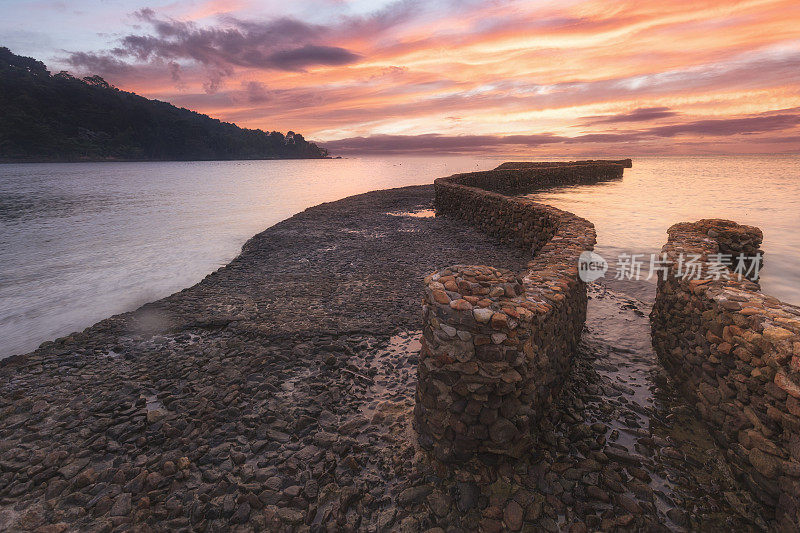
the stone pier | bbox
[650,218,800,530]
[413,160,629,461]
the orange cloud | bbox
[61,0,800,154]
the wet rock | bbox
[0,182,778,532]
[489,418,519,443]
[503,500,523,530]
[162,461,176,476]
[276,507,304,524]
[586,485,609,503]
[377,508,396,529]
[110,493,132,516]
[605,448,642,466]
[427,490,451,517]
[616,494,643,515]
[457,482,480,512]
[667,508,688,526]
[398,485,433,506]
[231,503,251,524]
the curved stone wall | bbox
[495,158,632,170]
[414,161,628,462]
[650,219,800,529]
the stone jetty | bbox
[0,159,787,532]
[651,218,800,530]
[415,162,624,462]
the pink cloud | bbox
[54,0,800,154]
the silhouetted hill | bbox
[0,47,329,162]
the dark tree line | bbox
[0,47,330,162]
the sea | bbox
[1,155,798,358]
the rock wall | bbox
[495,159,632,170]
[435,162,624,198]
[414,161,628,462]
[650,219,800,529]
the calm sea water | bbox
[526,155,800,305]
[0,157,501,358]
[1,155,798,358]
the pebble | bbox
[0,175,774,532]
[398,485,433,506]
[503,500,524,530]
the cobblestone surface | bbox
[0,187,769,531]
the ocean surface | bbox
[524,156,800,305]
[1,155,798,358]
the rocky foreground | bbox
[0,186,770,531]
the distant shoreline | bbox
[0,156,340,164]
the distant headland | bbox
[0,47,330,162]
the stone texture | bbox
[415,161,627,461]
[650,218,800,530]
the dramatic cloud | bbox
[29,0,800,153]
[64,51,133,75]
[325,111,800,154]
[648,112,800,137]
[264,45,359,71]
[585,107,678,124]
[242,81,270,103]
[323,133,565,154]
[103,11,360,76]
[322,132,660,154]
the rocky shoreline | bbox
[0,185,769,531]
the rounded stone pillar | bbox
[413,265,538,462]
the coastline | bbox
[0,156,336,164]
[3,184,522,368]
[0,184,768,531]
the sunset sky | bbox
[3,0,800,155]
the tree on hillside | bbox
[0,47,330,161]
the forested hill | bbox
[0,47,329,162]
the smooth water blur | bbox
[526,155,800,304]
[1,155,798,359]
[0,157,501,358]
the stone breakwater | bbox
[0,179,777,531]
[650,218,800,530]
[495,159,632,170]
[415,161,628,461]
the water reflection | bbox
[525,155,800,304]
[1,155,798,358]
[0,157,500,358]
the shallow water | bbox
[582,280,768,529]
[1,155,798,358]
